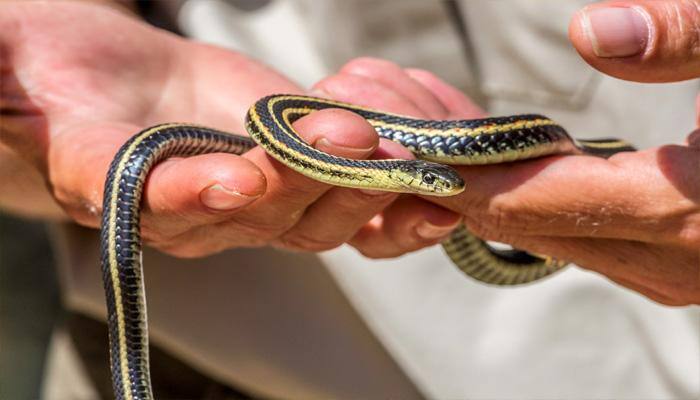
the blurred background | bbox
[2,1,699,399]
[0,214,61,399]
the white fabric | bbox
[179,1,700,398]
[58,0,700,398]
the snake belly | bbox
[100,94,634,399]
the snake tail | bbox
[99,124,254,400]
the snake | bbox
[100,94,635,399]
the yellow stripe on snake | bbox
[100,94,636,399]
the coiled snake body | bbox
[100,94,634,399]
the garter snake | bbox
[100,94,635,399]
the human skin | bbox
[1,0,697,306]
[0,1,460,258]
[312,0,700,306]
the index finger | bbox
[229,108,381,235]
[427,145,700,248]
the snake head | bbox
[394,161,465,196]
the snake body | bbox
[100,94,635,399]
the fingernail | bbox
[200,184,258,211]
[582,7,649,58]
[315,137,375,160]
[415,220,459,240]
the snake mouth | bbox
[425,182,466,197]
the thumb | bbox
[569,0,700,82]
[48,122,266,233]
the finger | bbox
[139,152,266,240]
[349,196,462,259]
[313,72,445,163]
[404,68,486,119]
[687,128,700,147]
[605,275,688,306]
[496,233,700,305]
[429,146,700,248]
[569,0,700,82]
[227,108,380,239]
[276,139,414,251]
[48,120,267,244]
[313,72,428,118]
[339,57,449,119]
[50,121,268,235]
[159,139,411,257]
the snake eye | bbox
[422,173,436,185]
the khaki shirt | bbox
[56,1,700,398]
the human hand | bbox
[0,1,457,258]
[316,57,699,306]
[569,0,700,82]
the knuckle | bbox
[162,247,205,259]
[52,187,102,228]
[481,196,523,233]
[350,237,408,259]
[150,225,265,257]
[645,1,700,62]
[336,190,395,211]
[670,1,700,55]
[152,240,213,259]
[635,199,700,248]
[275,232,343,252]
[462,214,510,244]
[406,67,438,81]
[482,195,558,236]
[268,174,323,204]
[314,73,370,97]
[676,215,700,247]
[229,203,312,239]
[143,229,203,257]
[228,215,294,242]
[354,246,393,259]
[139,216,196,244]
[141,227,175,244]
[353,189,395,202]
[341,56,400,75]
